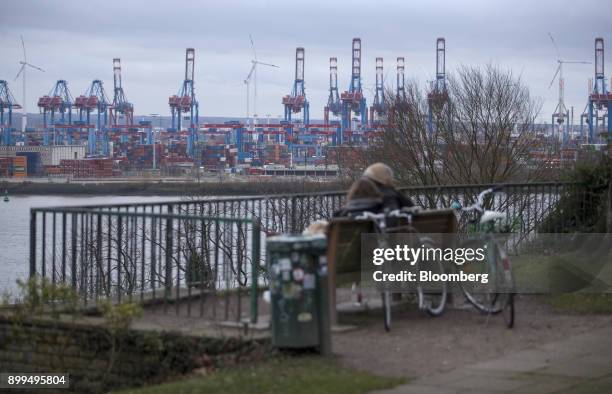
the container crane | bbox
[110,58,134,127]
[282,47,309,125]
[169,48,199,156]
[427,38,448,134]
[37,80,74,145]
[370,57,386,125]
[75,80,110,155]
[0,80,21,145]
[396,57,406,101]
[340,38,367,137]
[588,37,612,142]
[580,79,593,141]
[324,57,341,126]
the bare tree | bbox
[350,64,552,187]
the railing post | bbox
[250,218,261,324]
[165,206,174,297]
[71,213,78,290]
[606,181,612,233]
[291,196,297,233]
[96,213,102,299]
[29,209,37,278]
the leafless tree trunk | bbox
[346,64,552,187]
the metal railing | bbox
[29,181,595,321]
[29,207,261,323]
[50,182,591,235]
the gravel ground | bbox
[332,295,612,379]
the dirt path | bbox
[332,295,612,379]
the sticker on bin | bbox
[317,265,327,276]
[279,258,291,271]
[303,274,315,290]
[292,268,305,282]
[298,312,312,322]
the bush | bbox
[539,157,611,233]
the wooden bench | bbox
[326,209,458,324]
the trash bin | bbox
[267,234,331,354]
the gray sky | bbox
[1,0,610,123]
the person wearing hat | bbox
[362,162,414,211]
[335,162,414,216]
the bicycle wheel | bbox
[458,238,514,315]
[381,291,391,332]
[417,237,447,316]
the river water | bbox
[0,195,178,297]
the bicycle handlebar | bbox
[352,207,419,221]
[461,186,503,213]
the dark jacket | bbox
[374,181,414,211]
[334,177,414,217]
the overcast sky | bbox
[1,0,610,123]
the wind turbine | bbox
[547,32,589,143]
[244,34,278,130]
[14,35,44,136]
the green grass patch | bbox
[112,355,407,394]
[549,293,612,314]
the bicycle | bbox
[451,187,516,328]
[352,208,447,332]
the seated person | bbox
[363,162,414,211]
[334,174,384,217]
[335,162,414,217]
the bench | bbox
[326,209,458,324]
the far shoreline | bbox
[0,178,346,197]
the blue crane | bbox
[340,38,367,138]
[324,57,341,127]
[396,57,406,101]
[370,57,386,125]
[37,80,74,145]
[0,80,21,145]
[111,58,134,127]
[75,80,110,155]
[427,38,448,134]
[282,47,309,125]
[588,37,611,142]
[169,48,199,157]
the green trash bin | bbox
[267,234,331,354]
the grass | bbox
[549,293,612,314]
[112,355,407,394]
[506,241,612,314]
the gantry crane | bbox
[110,58,134,127]
[282,47,309,125]
[324,57,341,126]
[37,80,74,145]
[75,80,110,154]
[427,38,448,134]
[340,38,367,138]
[0,80,21,145]
[396,57,406,101]
[587,37,612,142]
[580,78,593,141]
[169,48,199,156]
[370,57,386,125]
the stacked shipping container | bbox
[59,158,113,178]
